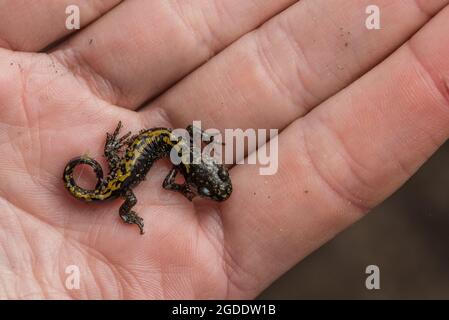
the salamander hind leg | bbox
[163,167,196,201]
[104,121,132,170]
[119,189,145,234]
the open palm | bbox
[1,1,449,299]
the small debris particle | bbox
[304,190,309,194]
[344,42,348,47]
[89,39,93,45]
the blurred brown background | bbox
[259,141,449,299]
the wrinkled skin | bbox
[1,1,449,299]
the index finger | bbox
[0,0,122,51]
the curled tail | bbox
[63,156,106,201]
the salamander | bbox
[63,121,232,234]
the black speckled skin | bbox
[63,122,232,234]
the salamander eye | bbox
[217,167,229,181]
[199,187,211,197]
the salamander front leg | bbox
[163,167,196,201]
[119,189,144,234]
[186,125,224,145]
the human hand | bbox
[1,0,449,299]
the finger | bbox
[219,6,449,297]
[50,0,297,108]
[143,0,449,159]
[0,0,122,51]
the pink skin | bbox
[1,0,449,298]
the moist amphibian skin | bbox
[63,122,232,234]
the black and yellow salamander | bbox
[63,121,232,234]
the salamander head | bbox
[188,160,232,202]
